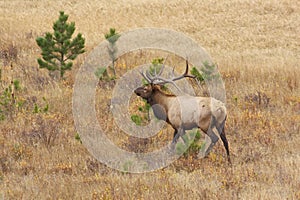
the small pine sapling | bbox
[36,11,85,79]
[105,28,120,77]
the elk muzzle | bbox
[134,87,144,97]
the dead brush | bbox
[125,136,150,153]
[22,114,60,148]
[244,91,271,109]
[0,157,9,174]
[286,73,298,92]
[0,43,18,66]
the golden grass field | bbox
[0,0,300,199]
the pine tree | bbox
[105,28,120,77]
[36,11,85,78]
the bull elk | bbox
[134,60,231,163]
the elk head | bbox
[134,84,156,99]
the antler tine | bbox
[146,70,153,82]
[153,77,183,92]
[157,55,168,76]
[154,64,157,77]
[171,65,176,77]
[139,70,152,83]
[157,64,165,76]
[166,81,183,92]
[184,59,196,78]
[140,55,170,84]
[171,59,195,81]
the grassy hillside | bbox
[0,0,299,199]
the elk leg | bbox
[215,116,231,162]
[198,115,220,159]
[220,125,231,163]
[198,126,219,158]
[197,134,211,159]
[171,129,178,144]
[172,127,184,144]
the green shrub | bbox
[131,114,143,126]
[0,79,24,120]
[190,67,204,83]
[33,97,49,114]
[149,57,164,76]
[75,133,82,144]
[175,129,202,157]
[190,62,221,84]
[95,67,108,80]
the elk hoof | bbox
[197,151,207,159]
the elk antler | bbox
[139,59,195,91]
[139,56,168,84]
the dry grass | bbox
[0,0,300,199]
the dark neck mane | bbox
[153,85,175,97]
[147,85,174,107]
[147,85,174,120]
